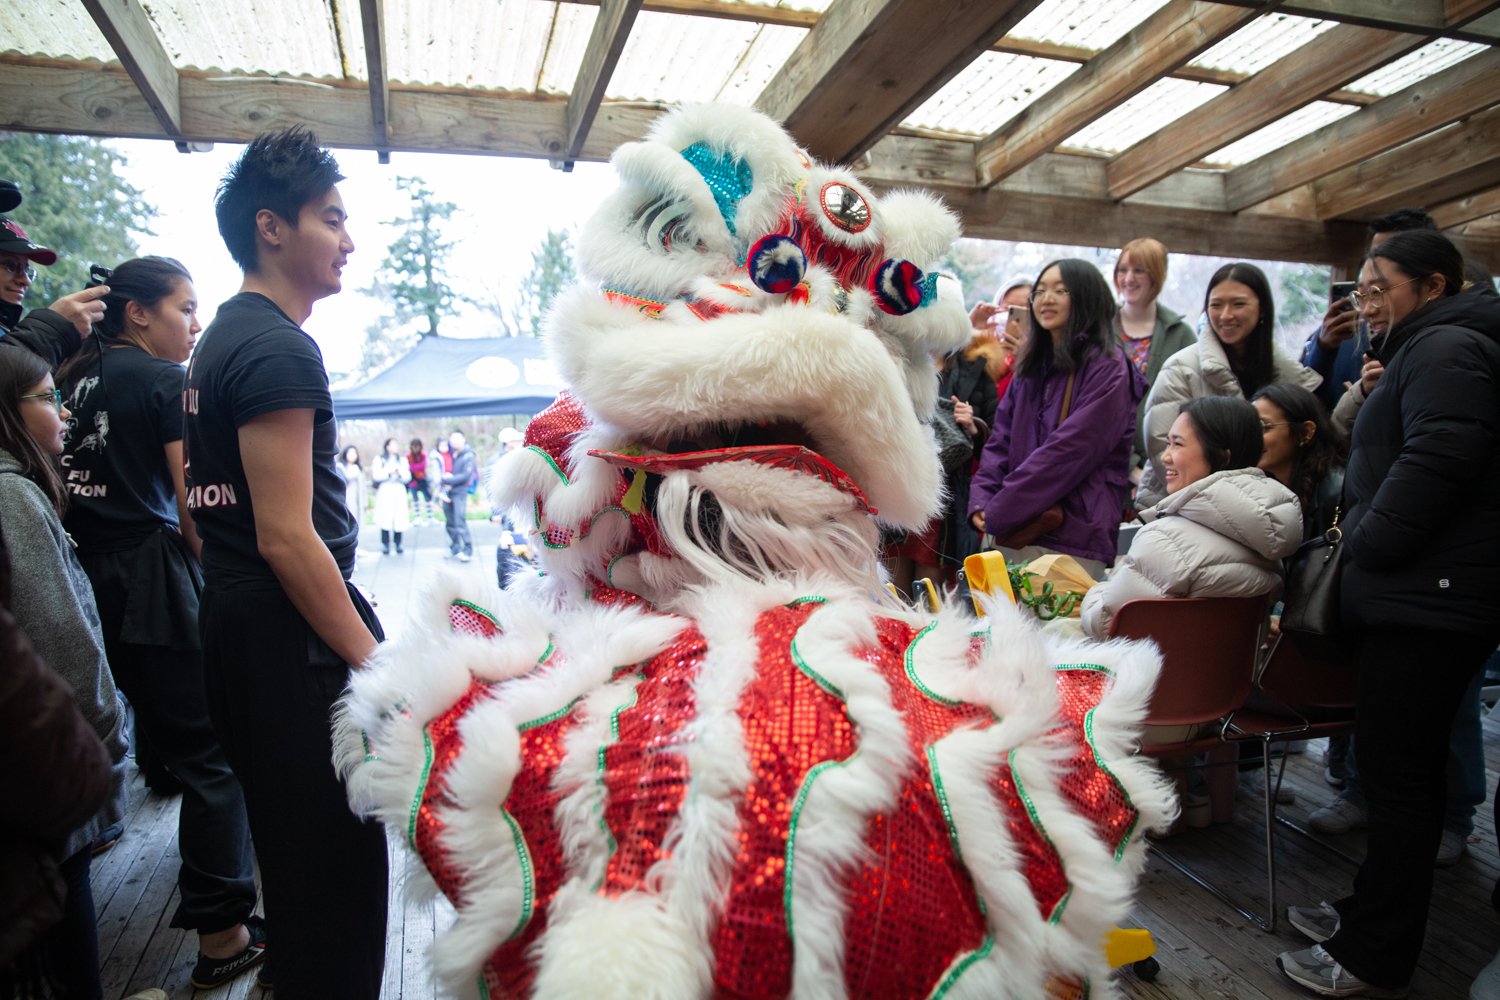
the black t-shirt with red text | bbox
[183,292,356,588]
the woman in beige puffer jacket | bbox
[1083,396,1302,640]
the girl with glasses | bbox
[1277,230,1500,998]
[967,258,1146,576]
[1136,262,1321,510]
[0,343,127,1000]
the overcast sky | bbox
[109,137,617,378]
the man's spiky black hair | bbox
[215,126,345,272]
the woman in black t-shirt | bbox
[56,257,266,988]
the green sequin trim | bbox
[787,595,827,606]
[477,975,490,999]
[361,729,376,762]
[518,695,578,732]
[527,445,571,485]
[1009,747,1071,923]
[593,676,641,887]
[925,745,996,999]
[591,504,627,525]
[1053,663,1141,864]
[451,598,502,632]
[499,807,536,940]
[407,725,435,849]
[789,633,843,699]
[905,621,963,707]
[537,640,555,665]
[783,758,849,940]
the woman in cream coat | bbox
[1083,396,1302,640]
[1135,263,1320,508]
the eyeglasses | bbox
[1029,286,1071,303]
[1350,275,1419,311]
[1259,421,1289,432]
[19,388,64,414]
[0,259,36,281]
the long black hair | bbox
[57,256,193,386]
[1366,230,1466,304]
[1018,258,1118,380]
[0,346,66,517]
[1250,383,1346,511]
[1204,262,1276,397]
[1178,396,1263,474]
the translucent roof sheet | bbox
[602,10,807,105]
[1343,38,1491,96]
[1008,0,1173,51]
[0,1,113,63]
[1188,14,1338,76]
[388,0,593,92]
[902,52,1081,136]
[1065,77,1227,155]
[150,0,347,79]
[1208,100,1359,165]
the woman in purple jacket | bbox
[968,258,1145,575]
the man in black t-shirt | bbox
[183,127,386,998]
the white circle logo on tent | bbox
[466,356,520,389]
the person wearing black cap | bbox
[0,183,111,366]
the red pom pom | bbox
[870,259,924,315]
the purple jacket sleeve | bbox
[982,355,1134,536]
[967,383,1017,518]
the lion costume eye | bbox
[819,182,871,233]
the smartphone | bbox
[1330,280,1356,310]
[1006,304,1031,340]
[86,264,113,288]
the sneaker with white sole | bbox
[1277,944,1409,998]
[1309,796,1368,835]
[1288,900,1341,943]
[1437,829,1467,867]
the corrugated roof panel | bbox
[149,0,346,78]
[1207,100,1358,165]
[714,24,812,105]
[1343,38,1491,96]
[902,52,1081,136]
[1187,13,1337,76]
[605,10,780,104]
[388,0,573,91]
[0,2,115,63]
[1008,0,1173,51]
[535,5,604,95]
[1065,77,1227,155]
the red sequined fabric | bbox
[1053,667,1138,856]
[523,391,589,476]
[449,601,502,639]
[840,617,990,996]
[414,678,498,906]
[992,761,1071,920]
[483,712,577,999]
[712,602,853,996]
[600,626,706,895]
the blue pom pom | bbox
[748,234,806,295]
[870,259,924,315]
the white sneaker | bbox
[1437,829,1468,867]
[1309,796,1368,835]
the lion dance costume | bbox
[334,104,1173,999]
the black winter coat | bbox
[0,305,81,367]
[1340,292,1500,635]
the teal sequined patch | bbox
[680,142,754,237]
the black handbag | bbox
[930,396,974,475]
[1281,505,1343,654]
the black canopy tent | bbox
[331,334,562,420]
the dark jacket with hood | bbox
[1340,292,1500,634]
[0,302,80,368]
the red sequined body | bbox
[408,598,1138,998]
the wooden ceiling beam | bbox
[1107,24,1423,201]
[79,0,184,146]
[1310,104,1500,220]
[1431,188,1500,229]
[358,0,390,164]
[1206,0,1500,41]
[563,0,644,166]
[1224,48,1500,212]
[974,0,1260,188]
[753,0,1043,165]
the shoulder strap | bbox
[1058,371,1078,423]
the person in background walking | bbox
[441,428,477,562]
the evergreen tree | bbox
[375,176,467,337]
[0,134,155,305]
[515,229,576,337]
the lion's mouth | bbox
[586,419,875,514]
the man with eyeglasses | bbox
[0,189,112,366]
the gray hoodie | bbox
[0,448,125,860]
[1081,467,1302,640]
